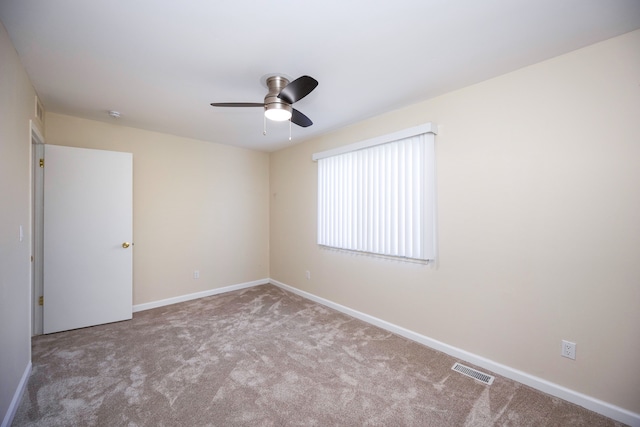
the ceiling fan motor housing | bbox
[264,76,292,120]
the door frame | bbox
[31,120,45,336]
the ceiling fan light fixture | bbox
[264,103,292,121]
[211,74,316,128]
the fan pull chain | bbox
[289,119,292,141]
[263,113,267,136]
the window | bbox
[313,123,437,262]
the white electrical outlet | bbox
[193,270,200,279]
[305,270,311,280]
[561,340,576,360]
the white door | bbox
[43,145,133,334]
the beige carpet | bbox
[13,284,625,426]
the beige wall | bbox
[0,21,36,421]
[45,114,270,305]
[270,30,640,413]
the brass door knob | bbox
[122,242,131,249]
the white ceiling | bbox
[2,1,639,152]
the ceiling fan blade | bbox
[291,108,313,127]
[277,75,318,104]
[210,102,264,107]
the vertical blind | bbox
[317,129,435,261]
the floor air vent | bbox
[451,362,494,385]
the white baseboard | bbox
[269,279,640,427]
[132,278,270,313]
[1,361,31,427]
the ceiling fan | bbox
[210,75,318,127]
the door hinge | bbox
[38,296,43,306]
[39,158,44,168]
